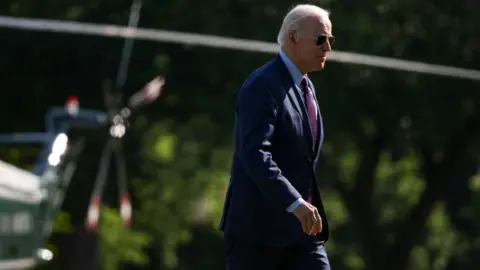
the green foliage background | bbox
[0,0,479,269]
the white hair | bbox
[277,4,330,46]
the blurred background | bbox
[0,0,479,269]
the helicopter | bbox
[0,76,164,269]
[0,0,162,267]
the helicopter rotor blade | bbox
[116,0,143,90]
[127,76,165,109]
[112,139,131,227]
[85,139,114,231]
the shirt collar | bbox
[279,50,305,87]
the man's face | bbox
[291,15,333,72]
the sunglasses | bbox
[314,34,335,46]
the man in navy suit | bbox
[219,4,335,270]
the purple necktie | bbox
[301,77,318,146]
[301,77,318,203]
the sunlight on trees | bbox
[133,116,232,268]
[98,207,151,270]
[469,174,480,192]
[375,151,425,223]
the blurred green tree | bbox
[0,0,479,269]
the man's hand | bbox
[293,200,322,235]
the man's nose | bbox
[322,41,332,52]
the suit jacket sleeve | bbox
[237,81,302,210]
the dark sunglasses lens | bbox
[328,36,335,46]
[316,35,335,46]
[316,35,327,45]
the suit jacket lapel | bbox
[291,86,314,153]
[286,87,303,119]
[274,54,315,156]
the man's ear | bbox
[289,31,297,44]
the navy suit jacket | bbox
[219,54,330,247]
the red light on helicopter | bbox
[66,95,78,103]
[66,95,79,116]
